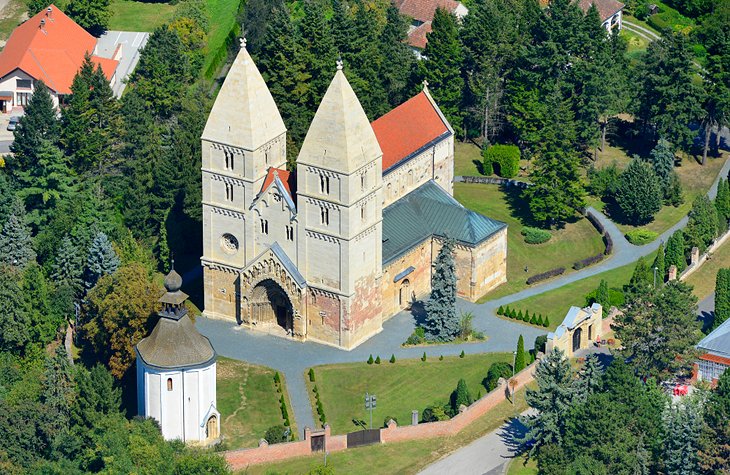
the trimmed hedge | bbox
[626,229,658,245]
[483,144,520,178]
[526,267,565,285]
[573,253,605,270]
[586,211,605,235]
[521,226,552,244]
[604,233,613,255]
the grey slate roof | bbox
[136,314,216,370]
[697,316,730,358]
[382,180,507,264]
[270,242,307,288]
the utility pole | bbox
[654,266,658,288]
[365,392,377,429]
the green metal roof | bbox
[382,181,507,264]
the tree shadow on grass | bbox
[501,184,581,230]
[606,118,654,160]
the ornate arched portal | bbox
[250,279,294,333]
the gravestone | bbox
[411,410,419,426]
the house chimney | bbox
[40,18,45,27]
[47,6,52,16]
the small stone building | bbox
[546,303,603,357]
[136,268,220,444]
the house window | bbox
[16,92,31,106]
[320,207,329,225]
[319,174,330,194]
[167,378,173,391]
[286,225,294,241]
[260,219,269,234]
[16,79,31,89]
[225,183,234,202]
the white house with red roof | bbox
[577,0,624,31]
[0,5,134,111]
[393,0,468,54]
[200,43,507,350]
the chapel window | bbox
[320,174,330,194]
[320,207,329,225]
[260,219,269,234]
[167,378,173,391]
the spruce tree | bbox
[653,243,666,284]
[595,279,610,309]
[0,199,36,269]
[666,230,687,272]
[42,346,75,436]
[648,138,675,190]
[299,0,337,112]
[9,80,59,172]
[451,378,472,413]
[685,195,719,253]
[515,334,526,373]
[52,235,85,295]
[615,158,663,225]
[574,354,603,402]
[423,239,459,341]
[662,397,703,474]
[379,4,416,109]
[715,179,730,234]
[714,268,730,330]
[624,256,653,304]
[0,266,32,353]
[85,232,120,291]
[419,8,465,137]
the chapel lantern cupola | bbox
[159,264,188,320]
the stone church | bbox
[201,40,508,350]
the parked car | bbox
[7,116,20,131]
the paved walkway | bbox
[198,157,730,437]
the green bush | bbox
[483,362,513,391]
[497,305,504,315]
[439,355,444,361]
[264,425,288,444]
[421,352,427,362]
[367,354,374,365]
[404,326,426,345]
[308,368,315,382]
[625,229,658,245]
[390,354,396,363]
[375,356,381,364]
[483,144,520,178]
[521,226,552,244]
[460,350,465,358]
[543,316,550,327]
[534,335,548,353]
[481,146,494,175]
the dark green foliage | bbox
[699,369,730,471]
[517,310,524,320]
[265,425,288,444]
[587,162,621,199]
[0,266,32,353]
[389,354,396,364]
[439,355,444,361]
[596,280,610,309]
[382,416,397,428]
[483,144,520,178]
[422,352,427,362]
[242,0,284,55]
[715,179,730,233]
[685,195,719,253]
[424,239,459,341]
[534,335,548,354]
[624,256,654,304]
[521,226,552,244]
[497,305,504,315]
[460,350,465,358]
[84,231,120,291]
[367,354,373,365]
[529,313,537,325]
[653,243,666,284]
[375,356,381,364]
[614,281,701,380]
[536,314,544,326]
[663,396,703,474]
[308,368,315,382]
[483,362,513,391]
[648,138,675,187]
[714,268,730,330]
[625,229,659,245]
[421,404,449,422]
[481,146,495,175]
[0,199,36,270]
[450,378,472,413]
[615,158,663,225]
[515,335,526,373]
[666,230,687,272]
[543,316,550,327]
[419,8,465,137]
[66,0,111,36]
[274,371,281,385]
[9,81,59,173]
[574,355,603,402]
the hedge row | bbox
[573,253,605,270]
[497,305,550,327]
[273,372,291,427]
[526,267,565,285]
[604,233,613,255]
[586,211,605,235]
[313,385,327,426]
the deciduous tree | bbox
[66,0,110,36]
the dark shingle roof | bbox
[136,314,216,370]
[382,180,506,264]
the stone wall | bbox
[382,239,433,317]
[224,361,537,470]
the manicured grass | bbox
[621,28,650,58]
[685,237,730,300]
[307,353,513,435]
[0,0,28,45]
[507,454,538,475]
[201,0,240,74]
[108,0,177,31]
[241,385,534,475]
[454,141,484,176]
[509,251,658,329]
[217,357,295,449]
[453,183,604,302]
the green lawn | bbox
[685,237,730,300]
[307,353,513,435]
[217,357,296,449]
[108,0,178,31]
[0,0,28,45]
[453,183,604,302]
[241,385,533,475]
[201,0,240,74]
[507,454,538,475]
[454,141,484,176]
[508,251,658,329]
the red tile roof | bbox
[700,353,730,367]
[576,0,625,22]
[0,5,118,94]
[261,167,296,202]
[394,0,461,23]
[371,91,450,172]
[407,21,432,49]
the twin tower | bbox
[201,44,385,349]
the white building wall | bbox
[0,69,61,110]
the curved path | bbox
[198,157,730,438]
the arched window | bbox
[319,174,330,194]
[320,207,329,225]
[167,378,173,391]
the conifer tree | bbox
[715,179,730,234]
[9,80,59,172]
[624,256,653,304]
[0,266,32,353]
[85,231,120,291]
[419,8,465,137]
[0,199,36,269]
[242,0,283,55]
[663,397,703,474]
[595,279,610,309]
[685,195,719,253]
[699,369,730,471]
[451,378,472,413]
[379,4,416,109]
[299,0,337,111]
[424,239,459,341]
[515,334,526,373]
[666,230,687,272]
[714,268,730,330]
[574,354,603,403]
[42,346,75,436]
[653,243,666,284]
[615,158,662,225]
[53,235,85,295]
[648,138,675,189]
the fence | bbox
[223,361,538,470]
[455,175,531,188]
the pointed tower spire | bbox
[297,63,382,174]
[201,37,286,152]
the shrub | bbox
[390,354,396,363]
[625,229,658,245]
[521,226,552,244]
[573,253,605,270]
[459,312,475,339]
[274,372,281,385]
[615,159,662,225]
[439,355,444,361]
[450,379,473,413]
[367,354,374,365]
[534,335,548,353]
[308,368,315,382]
[517,309,524,320]
[313,385,318,394]
[522,312,530,322]
[543,316,550,327]
[609,288,625,307]
[404,326,426,345]
[510,308,517,318]
[536,314,544,326]
[529,314,537,325]
[264,425,288,444]
[587,163,620,199]
[585,211,606,234]
[481,146,494,175]
[375,356,381,364]
[421,352,427,362]
[460,350,465,358]
[484,144,520,178]
[604,233,613,255]
[483,362,513,391]
[526,267,565,285]
[421,405,449,422]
